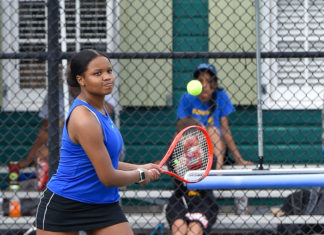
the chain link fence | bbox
[0,0,324,234]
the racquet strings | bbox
[169,127,210,180]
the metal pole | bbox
[59,0,69,119]
[255,0,264,170]
[47,0,60,178]
[111,0,121,130]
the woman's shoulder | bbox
[216,89,231,100]
[216,88,227,96]
[182,92,197,99]
[69,105,100,128]
[179,92,200,105]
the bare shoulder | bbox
[68,105,102,135]
[70,105,95,123]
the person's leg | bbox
[19,120,48,169]
[171,218,188,235]
[187,221,203,235]
[166,193,188,235]
[36,229,77,235]
[207,126,225,169]
[35,145,49,191]
[90,222,133,235]
[36,144,49,160]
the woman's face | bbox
[80,56,115,96]
[197,71,216,103]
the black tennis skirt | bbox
[35,188,128,232]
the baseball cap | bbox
[193,63,217,78]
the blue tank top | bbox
[47,99,123,204]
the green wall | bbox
[209,0,257,105]
[119,0,173,106]
[0,112,41,163]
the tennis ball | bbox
[174,159,179,165]
[187,80,202,96]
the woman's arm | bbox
[19,119,48,168]
[207,126,225,170]
[220,116,253,166]
[119,161,160,171]
[68,106,159,187]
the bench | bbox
[0,189,322,233]
[121,164,324,233]
[2,214,324,234]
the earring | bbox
[81,84,85,87]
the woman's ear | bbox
[76,75,84,87]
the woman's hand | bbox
[18,160,30,169]
[137,168,160,186]
[140,163,161,172]
[136,163,161,186]
[236,159,254,166]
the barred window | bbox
[261,0,324,109]
[1,0,171,110]
[277,0,324,86]
[18,1,46,89]
[1,0,116,111]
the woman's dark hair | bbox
[209,89,219,116]
[194,68,222,91]
[195,68,223,116]
[196,69,218,83]
[176,116,202,133]
[67,49,109,87]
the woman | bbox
[177,63,253,170]
[35,49,160,235]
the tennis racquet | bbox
[158,125,213,183]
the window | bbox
[1,0,117,111]
[261,0,324,109]
[1,1,47,111]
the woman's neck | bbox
[78,94,106,115]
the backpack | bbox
[277,187,324,234]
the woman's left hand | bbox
[236,159,254,166]
[140,163,161,171]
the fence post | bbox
[47,0,60,178]
[255,0,264,170]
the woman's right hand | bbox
[18,160,31,169]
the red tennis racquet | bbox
[158,125,213,183]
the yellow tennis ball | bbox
[187,80,202,96]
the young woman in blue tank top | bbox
[35,49,161,235]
